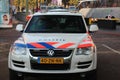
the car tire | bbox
[9,69,24,80]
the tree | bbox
[62,0,69,8]
[13,0,53,11]
[13,0,36,12]
[69,0,78,6]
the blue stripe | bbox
[15,43,26,48]
[27,44,36,48]
[39,42,55,49]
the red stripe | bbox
[46,42,58,45]
[30,43,45,48]
[57,43,74,48]
[78,43,94,48]
[83,36,92,42]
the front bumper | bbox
[9,58,97,74]
[8,48,97,74]
[9,69,97,79]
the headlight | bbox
[11,45,26,55]
[76,47,93,55]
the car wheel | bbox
[9,69,24,80]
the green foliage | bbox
[13,0,39,12]
[13,0,79,11]
[69,0,79,6]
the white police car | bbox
[8,9,98,80]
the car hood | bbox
[14,33,94,49]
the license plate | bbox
[40,58,64,64]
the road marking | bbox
[102,44,120,55]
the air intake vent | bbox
[12,60,25,68]
[77,61,92,69]
[31,63,70,70]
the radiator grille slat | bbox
[30,49,73,57]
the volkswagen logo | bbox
[47,49,55,56]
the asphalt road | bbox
[0,26,120,80]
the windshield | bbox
[25,15,86,33]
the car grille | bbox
[30,49,73,57]
[31,63,70,70]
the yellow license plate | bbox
[40,58,64,64]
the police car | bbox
[8,9,99,80]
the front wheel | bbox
[9,69,24,80]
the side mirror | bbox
[89,24,99,32]
[16,24,24,32]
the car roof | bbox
[33,9,82,16]
[48,9,69,12]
